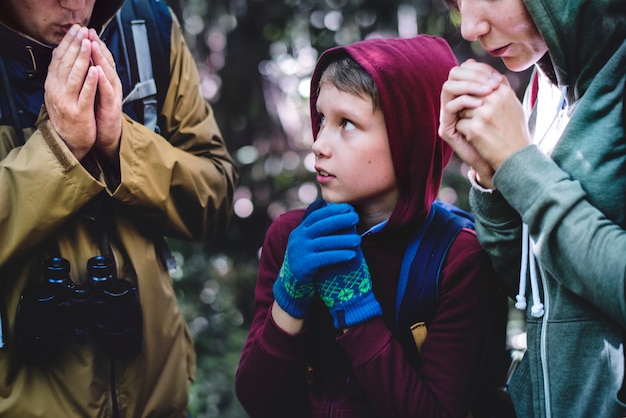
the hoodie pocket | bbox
[507,353,533,418]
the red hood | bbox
[310,35,458,231]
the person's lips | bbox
[487,44,511,57]
[60,23,75,33]
[315,166,334,184]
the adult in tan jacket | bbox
[0,0,238,416]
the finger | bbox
[442,77,500,101]
[310,234,361,253]
[91,41,122,95]
[305,212,360,237]
[90,30,116,70]
[65,38,93,87]
[442,95,483,121]
[95,65,117,107]
[303,203,356,226]
[77,66,99,113]
[457,108,472,120]
[308,250,358,268]
[439,125,494,177]
[94,65,123,156]
[456,59,501,79]
[51,28,92,95]
[446,63,502,97]
[48,25,82,75]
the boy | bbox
[236,35,501,417]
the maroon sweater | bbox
[236,208,495,418]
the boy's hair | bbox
[318,55,381,112]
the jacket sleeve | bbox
[0,120,106,267]
[235,210,310,418]
[468,183,523,299]
[108,13,237,241]
[491,144,626,328]
[337,231,495,418]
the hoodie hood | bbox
[309,36,458,231]
[90,0,126,33]
[524,0,626,102]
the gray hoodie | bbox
[469,0,626,417]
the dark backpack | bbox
[109,0,173,133]
[396,200,515,418]
[103,0,177,272]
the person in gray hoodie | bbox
[438,0,626,417]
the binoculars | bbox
[15,256,143,363]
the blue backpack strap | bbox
[395,201,475,365]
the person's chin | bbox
[501,55,539,73]
[320,192,344,204]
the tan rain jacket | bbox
[0,0,238,416]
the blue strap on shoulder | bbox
[395,200,475,364]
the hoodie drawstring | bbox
[516,222,544,318]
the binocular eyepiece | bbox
[15,256,143,364]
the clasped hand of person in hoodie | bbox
[273,202,382,329]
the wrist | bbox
[322,287,382,329]
[468,168,496,192]
[271,302,305,335]
[272,267,314,319]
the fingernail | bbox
[69,25,78,36]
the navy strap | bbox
[395,201,474,364]
[0,55,25,146]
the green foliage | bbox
[169,238,256,417]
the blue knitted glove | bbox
[273,202,360,318]
[316,228,382,329]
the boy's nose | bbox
[312,125,336,158]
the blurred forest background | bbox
[163,0,533,416]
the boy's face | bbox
[457,0,547,72]
[4,0,96,45]
[313,83,398,219]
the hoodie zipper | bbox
[538,260,551,418]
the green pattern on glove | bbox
[319,265,372,307]
[316,250,382,329]
[278,255,315,300]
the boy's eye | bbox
[320,116,326,125]
[343,120,356,131]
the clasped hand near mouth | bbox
[45,24,123,163]
[439,59,532,189]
